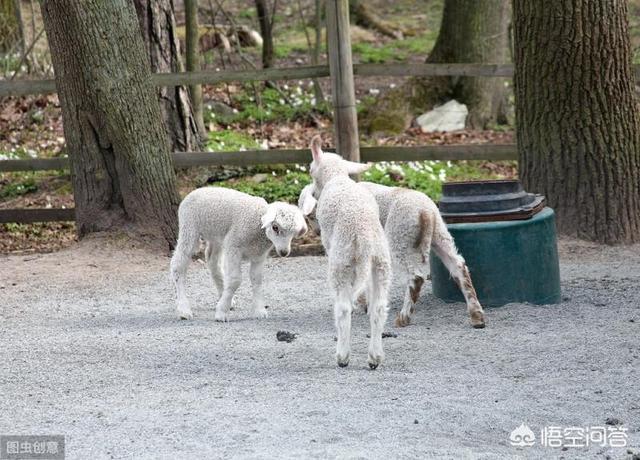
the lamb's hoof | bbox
[336,354,350,368]
[470,311,486,329]
[367,353,383,370]
[394,313,411,328]
[214,310,229,322]
[177,308,193,320]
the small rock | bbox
[276,331,296,343]
[366,332,398,339]
[250,173,268,183]
[605,417,622,426]
[630,319,636,323]
[207,101,236,118]
[413,419,419,424]
[416,100,468,133]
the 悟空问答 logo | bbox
[510,423,536,447]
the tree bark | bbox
[134,0,200,152]
[184,0,206,138]
[0,0,23,53]
[513,0,640,244]
[363,0,510,134]
[41,0,180,245]
[255,0,275,68]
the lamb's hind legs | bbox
[395,275,424,327]
[432,226,485,328]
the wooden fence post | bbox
[326,0,360,162]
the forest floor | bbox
[0,236,639,459]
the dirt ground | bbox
[0,236,639,459]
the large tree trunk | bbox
[41,0,180,245]
[513,0,640,244]
[134,0,200,152]
[363,0,510,134]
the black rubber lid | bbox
[439,180,545,221]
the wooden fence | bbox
[0,0,524,224]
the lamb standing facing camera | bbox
[170,187,307,322]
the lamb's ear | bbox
[261,206,277,229]
[298,184,318,216]
[310,135,323,163]
[343,160,372,175]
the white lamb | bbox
[304,136,391,370]
[358,182,486,329]
[300,182,486,329]
[170,187,307,322]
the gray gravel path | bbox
[0,238,639,459]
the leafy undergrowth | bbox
[214,159,516,205]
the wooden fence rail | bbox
[3,63,640,97]
[0,144,517,172]
[0,145,517,223]
[0,63,521,97]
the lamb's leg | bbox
[432,224,486,328]
[214,249,241,322]
[205,242,224,298]
[249,257,268,319]
[334,289,352,368]
[395,273,425,328]
[170,230,199,320]
[367,261,390,370]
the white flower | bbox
[293,179,299,185]
[368,88,380,96]
[390,83,397,89]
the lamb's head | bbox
[261,202,307,257]
[298,183,320,235]
[308,135,371,194]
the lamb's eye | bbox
[272,223,279,233]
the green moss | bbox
[360,87,412,135]
[206,85,327,127]
[218,170,311,204]
[206,131,260,152]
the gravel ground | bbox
[0,237,639,459]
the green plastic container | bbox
[430,207,561,307]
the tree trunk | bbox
[255,0,274,68]
[41,0,180,245]
[363,0,510,134]
[513,0,640,244]
[134,0,200,152]
[0,0,23,54]
[184,0,206,138]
